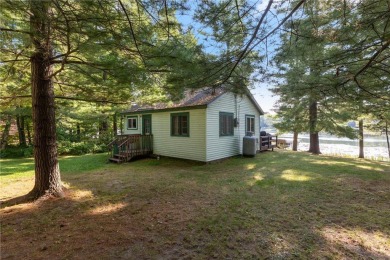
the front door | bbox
[142,114,152,135]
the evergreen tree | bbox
[193,0,262,92]
[272,0,358,154]
[0,0,203,200]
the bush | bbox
[0,145,33,158]
[0,141,106,158]
[57,141,107,155]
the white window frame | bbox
[246,115,255,133]
[127,116,138,130]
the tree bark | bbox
[358,119,364,158]
[113,113,117,136]
[99,118,108,139]
[26,117,33,145]
[120,116,123,135]
[27,0,63,199]
[308,100,321,154]
[16,115,27,147]
[1,115,12,149]
[385,121,390,159]
[76,123,81,142]
[292,131,298,151]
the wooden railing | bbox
[108,134,153,163]
[107,135,130,149]
[259,134,277,151]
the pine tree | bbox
[272,0,358,154]
[0,0,203,200]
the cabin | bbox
[108,87,265,163]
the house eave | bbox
[246,92,265,115]
[121,104,207,115]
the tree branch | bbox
[118,0,146,66]
[1,95,128,104]
[354,38,390,80]
[0,27,31,35]
[223,0,274,83]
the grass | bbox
[1,151,389,259]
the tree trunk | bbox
[292,131,298,151]
[358,119,364,158]
[99,118,108,139]
[308,101,321,154]
[120,116,123,135]
[17,115,27,147]
[113,113,117,137]
[76,123,81,142]
[26,117,33,145]
[27,0,63,199]
[1,115,12,150]
[385,121,390,159]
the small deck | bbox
[108,134,153,163]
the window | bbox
[219,112,234,136]
[171,112,189,136]
[127,116,138,130]
[246,115,255,133]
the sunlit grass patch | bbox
[321,226,390,257]
[246,173,265,186]
[87,202,127,215]
[0,157,35,180]
[0,178,34,200]
[281,170,314,182]
[68,189,95,201]
[355,164,386,171]
[245,163,257,170]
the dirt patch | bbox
[321,226,390,259]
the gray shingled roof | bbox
[122,87,264,115]
[123,87,226,113]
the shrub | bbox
[57,141,107,155]
[1,141,106,158]
[0,145,33,158]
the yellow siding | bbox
[206,92,261,161]
[121,92,261,162]
[237,94,261,154]
[153,109,207,162]
[206,93,240,161]
[122,114,142,135]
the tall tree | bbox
[193,0,262,92]
[0,115,12,150]
[27,0,63,198]
[0,0,203,200]
[272,0,359,154]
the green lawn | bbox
[1,151,389,259]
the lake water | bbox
[271,132,389,161]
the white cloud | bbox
[256,0,271,12]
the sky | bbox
[252,83,278,113]
[176,0,281,113]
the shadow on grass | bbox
[1,151,389,259]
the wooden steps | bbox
[109,152,152,163]
[107,135,153,163]
[109,157,123,163]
